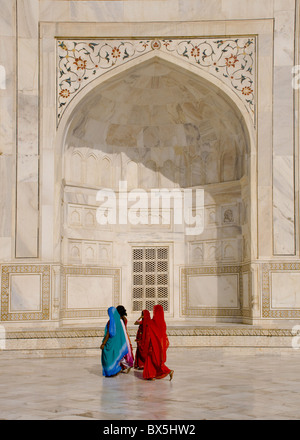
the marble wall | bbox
[0,0,299,329]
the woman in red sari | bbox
[143,305,174,381]
[134,309,151,370]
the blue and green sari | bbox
[101,307,128,377]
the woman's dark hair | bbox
[116,305,127,317]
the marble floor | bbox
[1,347,300,420]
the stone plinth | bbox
[0,324,296,359]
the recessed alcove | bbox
[61,57,251,323]
[65,58,248,188]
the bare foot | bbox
[169,370,174,381]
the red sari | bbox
[134,310,150,369]
[143,305,171,380]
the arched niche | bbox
[0,65,6,90]
[60,57,253,188]
[53,54,256,319]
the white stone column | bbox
[0,0,16,261]
[15,0,39,258]
[256,24,274,259]
[272,1,296,255]
[296,0,300,256]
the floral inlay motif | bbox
[57,37,255,124]
[111,47,121,59]
[59,89,70,99]
[191,46,201,58]
[242,86,253,96]
[73,56,87,70]
[225,54,238,67]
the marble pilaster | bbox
[256,30,273,258]
[0,0,16,262]
[297,0,300,257]
[15,0,39,258]
[272,2,296,255]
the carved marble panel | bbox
[222,239,239,262]
[204,241,222,262]
[68,204,111,230]
[205,206,219,227]
[189,242,204,263]
[66,275,113,310]
[68,239,112,265]
[61,266,121,319]
[69,241,82,262]
[10,274,41,312]
[1,265,50,321]
[181,265,241,317]
[190,238,241,264]
[262,263,300,319]
[188,274,239,309]
[221,204,239,226]
[271,272,300,309]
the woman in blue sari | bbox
[100,307,128,377]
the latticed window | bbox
[132,246,169,312]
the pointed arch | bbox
[54,51,257,271]
[71,151,84,184]
[0,65,6,90]
[86,153,98,186]
[100,156,112,187]
[57,51,255,155]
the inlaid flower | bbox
[59,89,70,99]
[151,40,161,50]
[74,57,87,70]
[225,54,238,68]
[191,46,200,58]
[111,47,121,59]
[242,86,253,96]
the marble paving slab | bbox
[1,347,300,420]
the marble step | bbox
[0,325,297,358]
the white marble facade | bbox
[0,0,299,331]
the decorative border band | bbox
[4,326,293,339]
[57,36,255,124]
